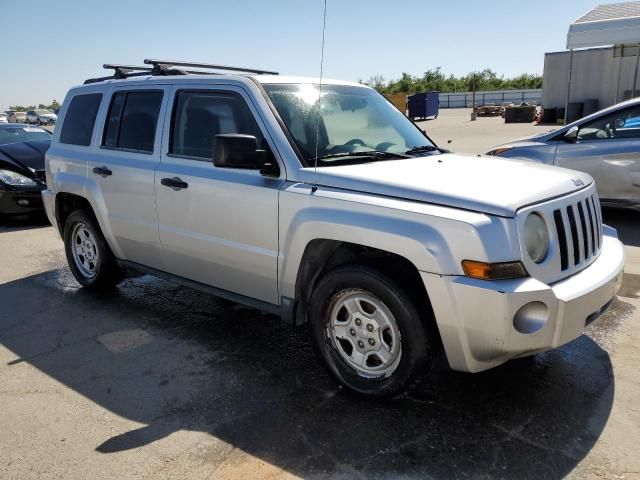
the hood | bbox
[0,140,50,178]
[491,129,561,150]
[308,153,593,217]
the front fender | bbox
[278,184,518,300]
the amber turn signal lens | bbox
[462,260,528,280]
[486,147,512,156]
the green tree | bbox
[372,68,542,94]
[9,100,61,112]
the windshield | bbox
[0,127,52,145]
[263,84,436,166]
[36,109,52,115]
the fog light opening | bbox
[513,301,549,334]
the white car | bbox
[4,111,27,123]
[0,114,7,124]
[42,59,625,397]
[26,109,57,125]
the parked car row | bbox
[3,109,57,125]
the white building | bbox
[542,1,640,121]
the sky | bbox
[0,0,623,109]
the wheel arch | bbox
[55,192,94,236]
[292,239,440,343]
[54,190,122,258]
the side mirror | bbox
[213,134,267,170]
[563,126,579,142]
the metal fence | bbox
[439,89,542,108]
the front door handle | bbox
[161,177,189,190]
[92,166,112,177]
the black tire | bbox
[63,209,125,290]
[308,265,432,398]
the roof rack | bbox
[83,59,278,84]
[143,59,279,75]
[84,64,156,84]
[104,64,154,78]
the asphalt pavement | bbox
[0,208,638,479]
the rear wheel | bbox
[63,209,125,290]
[308,265,432,398]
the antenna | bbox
[311,0,328,194]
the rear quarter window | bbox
[59,93,103,146]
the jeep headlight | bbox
[0,169,37,187]
[523,212,549,263]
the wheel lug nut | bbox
[366,324,374,332]
[350,328,357,336]
[355,318,362,326]
[368,338,375,346]
[357,340,364,348]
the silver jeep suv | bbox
[42,60,625,397]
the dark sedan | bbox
[0,124,51,219]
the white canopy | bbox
[567,1,640,49]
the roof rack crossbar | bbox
[143,58,279,75]
[103,64,154,79]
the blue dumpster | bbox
[407,91,439,120]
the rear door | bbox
[155,85,283,304]
[555,104,640,205]
[89,85,169,269]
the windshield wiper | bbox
[314,150,411,162]
[405,145,438,154]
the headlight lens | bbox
[524,212,549,263]
[0,169,37,186]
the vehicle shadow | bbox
[602,208,640,248]
[0,267,623,479]
[0,213,50,232]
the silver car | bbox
[42,59,625,397]
[487,98,640,210]
[26,109,57,125]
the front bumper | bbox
[422,225,625,373]
[41,189,57,230]
[0,184,46,215]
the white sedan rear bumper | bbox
[422,225,625,372]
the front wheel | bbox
[63,209,125,290]
[308,265,432,398]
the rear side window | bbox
[59,93,102,146]
[103,91,163,153]
[170,91,262,160]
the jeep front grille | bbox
[517,184,602,284]
[552,193,602,272]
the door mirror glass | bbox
[213,134,267,169]
[564,126,578,142]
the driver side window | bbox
[578,105,640,140]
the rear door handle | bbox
[161,177,189,190]
[92,166,112,177]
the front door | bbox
[155,86,283,304]
[555,104,640,205]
